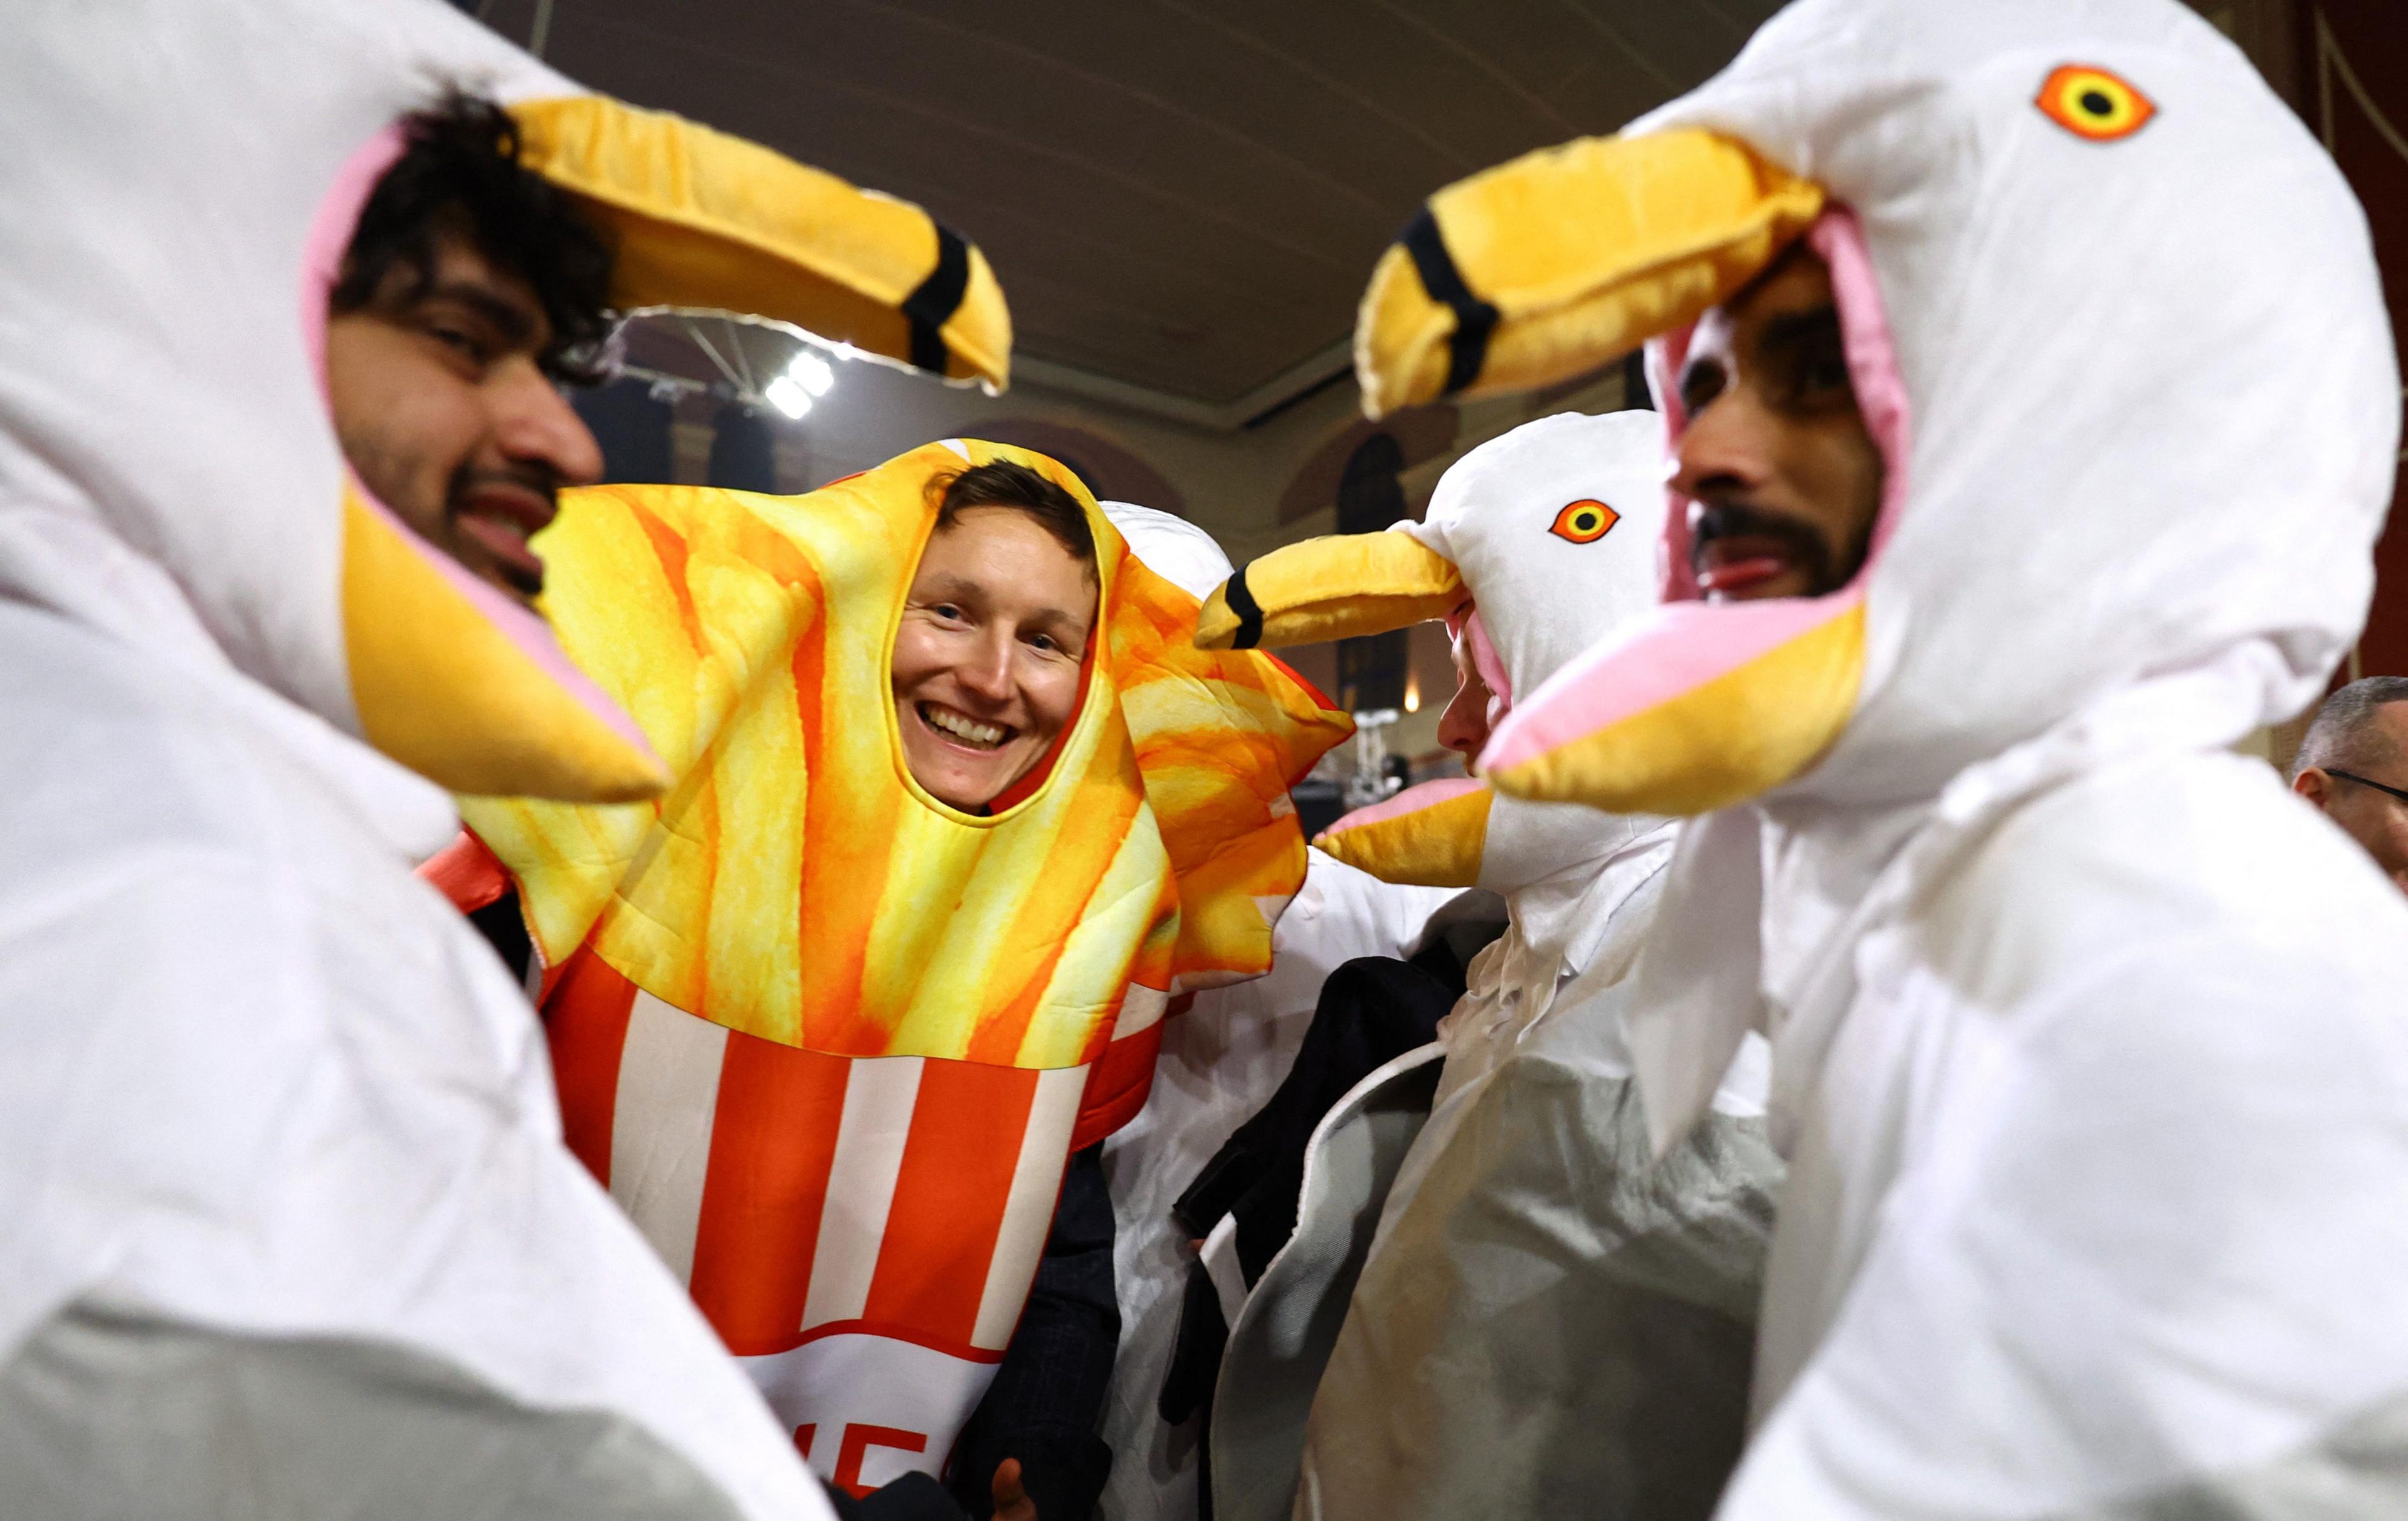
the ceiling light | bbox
[764,374,813,420]
[786,349,836,398]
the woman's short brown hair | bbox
[931,460,1096,567]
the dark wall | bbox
[572,378,675,485]
[707,403,778,493]
[1333,433,1410,713]
[2307,0,2408,675]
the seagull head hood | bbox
[0,0,1010,805]
[1354,0,2397,820]
[1197,410,1671,905]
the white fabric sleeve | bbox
[0,1300,749,1520]
[0,851,833,1521]
[1721,938,2408,1518]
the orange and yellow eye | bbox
[2037,64,2156,142]
[1550,499,1620,544]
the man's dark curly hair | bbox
[331,90,616,383]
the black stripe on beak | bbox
[902,223,971,376]
[1225,566,1266,650]
[1400,207,1499,398]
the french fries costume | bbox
[463,442,1349,1494]
[1197,413,1779,1521]
[0,1,1008,1515]
[1352,0,2408,1513]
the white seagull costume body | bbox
[0,2,1006,1515]
[1348,0,2408,1513]
[1195,413,1780,1520]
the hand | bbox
[991,1458,1037,1521]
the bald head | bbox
[2291,677,2408,896]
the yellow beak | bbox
[1312,780,1492,889]
[513,95,1011,390]
[1195,531,1463,651]
[1353,127,1822,418]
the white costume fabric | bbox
[1099,849,1462,1521]
[1216,414,1782,1521]
[1489,3,2408,1514]
[1092,498,1465,1521]
[0,619,805,1520]
[1100,500,1240,608]
[0,3,981,1515]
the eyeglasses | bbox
[2328,768,2408,806]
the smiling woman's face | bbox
[892,507,1098,811]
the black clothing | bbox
[946,1145,1121,1521]
[826,1471,968,1520]
[1170,957,1460,1286]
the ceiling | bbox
[476,0,1785,414]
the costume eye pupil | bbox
[2038,64,2155,142]
[1550,499,1620,543]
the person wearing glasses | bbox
[2291,676,2408,896]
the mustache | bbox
[1689,502,1835,583]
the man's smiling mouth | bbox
[450,473,559,600]
[919,702,1011,750]
[456,508,547,596]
